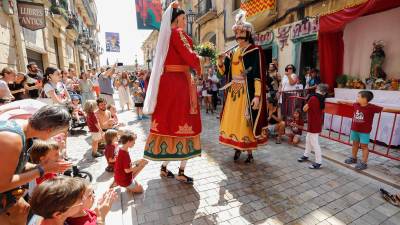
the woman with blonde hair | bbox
[0,67,16,104]
[115,72,133,111]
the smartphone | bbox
[117,63,123,67]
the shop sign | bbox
[291,18,319,40]
[17,1,46,31]
[254,30,274,46]
[277,25,291,50]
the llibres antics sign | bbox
[17,1,46,31]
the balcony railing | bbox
[197,0,214,18]
[50,0,69,21]
[66,12,79,31]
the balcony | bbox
[66,13,79,39]
[195,0,217,25]
[50,1,69,27]
[67,13,79,30]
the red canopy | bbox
[318,0,400,90]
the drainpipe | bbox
[10,0,28,71]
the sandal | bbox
[380,188,400,207]
[234,149,241,161]
[245,154,254,164]
[160,165,175,178]
[176,168,193,184]
[276,137,282,144]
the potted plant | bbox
[336,74,348,88]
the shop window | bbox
[26,49,44,71]
[299,40,319,86]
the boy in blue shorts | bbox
[339,91,400,170]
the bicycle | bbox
[63,165,93,182]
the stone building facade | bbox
[0,0,101,73]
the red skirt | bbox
[144,71,202,161]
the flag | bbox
[105,32,120,52]
[135,0,162,30]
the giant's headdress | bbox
[232,10,254,34]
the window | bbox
[54,37,61,69]
[234,0,241,10]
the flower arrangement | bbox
[194,42,217,64]
[336,74,348,88]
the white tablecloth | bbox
[323,89,400,146]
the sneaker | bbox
[297,156,309,162]
[309,163,322,169]
[344,157,357,164]
[355,162,368,170]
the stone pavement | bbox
[67,104,400,225]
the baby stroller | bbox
[67,95,87,134]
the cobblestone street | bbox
[65,95,400,225]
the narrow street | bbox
[67,96,400,225]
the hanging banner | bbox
[135,0,162,30]
[241,0,276,17]
[17,1,46,31]
[105,32,120,52]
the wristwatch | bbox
[37,165,45,177]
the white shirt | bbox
[0,80,13,100]
[281,73,298,92]
[209,74,219,91]
[91,75,99,86]
[44,82,68,103]
[279,73,298,103]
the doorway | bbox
[263,47,272,69]
[26,49,44,71]
[299,40,318,86]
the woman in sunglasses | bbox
[280,64,299,117]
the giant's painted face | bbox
[235,29,248,44]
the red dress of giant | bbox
[144,28,202,161]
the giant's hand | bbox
[251,97,260,110]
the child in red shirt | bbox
[84,100,103,158]
[114,131,148,194]
[30,140,61,185]
[104,129,119,172]
[340,90,400,170]
[287,109,304,145]
[298,84,328,169]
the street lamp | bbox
[186,8,196,37]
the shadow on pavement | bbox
[96,170,114,182]
[121,178,217,224]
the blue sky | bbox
[97,0,152,66]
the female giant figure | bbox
[143,1,201,184]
